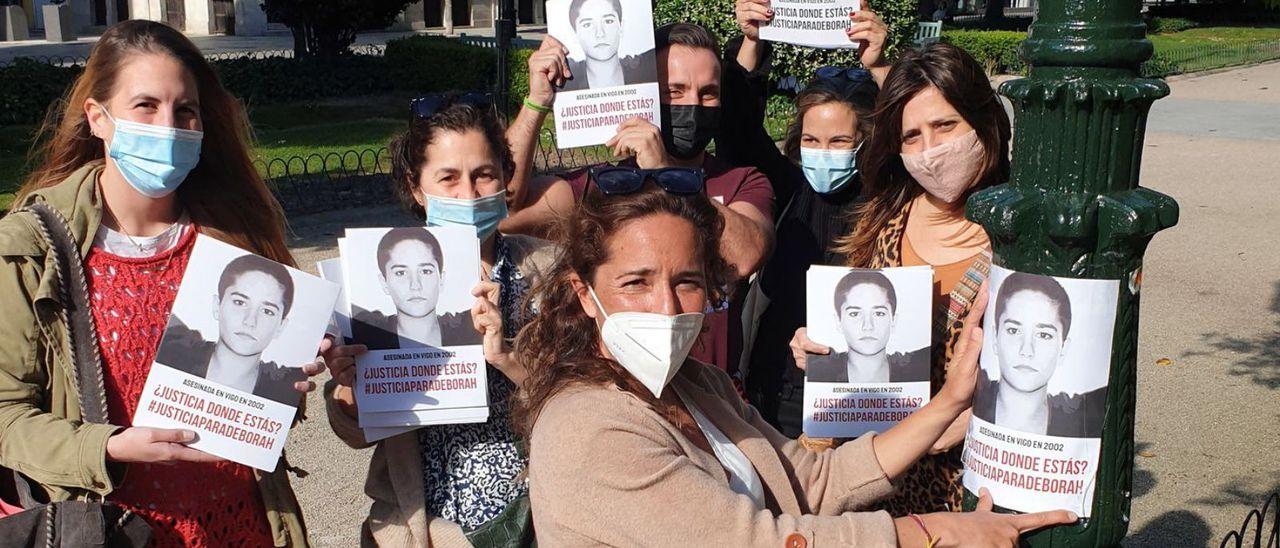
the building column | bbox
[182,0,211,34]
[234,0,267,35]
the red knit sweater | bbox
[85,227,274,547]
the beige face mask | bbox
[900,129,986,204]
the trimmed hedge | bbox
[941,30,1027,75]
[1147,17,1198,35]
[0,38,537,126]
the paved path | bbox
[279,63,1280,547]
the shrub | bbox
[1140,50,1180,78]
[0,59,80,125]
[941,30,1027,75]
[654,0,919,87]
[1147,17,1198,34]
[262,0,416,58]
[216,54,392,104]
[384,35,498,93]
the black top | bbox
[972,368,1108,438]
[717,38,867,423]
[350,309,481,351]
[560,52,659,91]
[807,347,931,384]
[155,317,306,406]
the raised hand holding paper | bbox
[134,235,340,471]
[546,0,661,148]
[759,0,860,48]
[961,265,1117,517]
[802,265,932,438]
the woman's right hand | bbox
[789,327,830,370]
[897,488,1078,547]
[105,427,223,464]
[735,0,773,41]
[527,36,571,108]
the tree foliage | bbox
[654,0,919,87]
[261,0,415,58]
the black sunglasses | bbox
[589,166,706,196]
[815,66,874,84]
[410,92,493,119]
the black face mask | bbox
[660,104,721,160]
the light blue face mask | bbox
[100,106,203,198]
[425,190,509,241]
[800,145,859,194]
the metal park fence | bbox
[1143,40,1280,77]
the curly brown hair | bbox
[512,182,734,439]
[388,102,516,220]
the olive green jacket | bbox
[0,162,309,547]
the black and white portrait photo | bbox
[805,266,932,384]
[344,226,483,351]
[548,0,658,92]
[152,236,340,407]
[972,267,1116,439]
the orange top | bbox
[902,233,982,312]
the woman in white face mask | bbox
[0,20,318,545]
[513,182,1073,546]
[324,98,557,546]
[790,43,1014,515]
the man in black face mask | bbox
[503,23,775,375]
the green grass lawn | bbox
[0,98,410,209]
[1149,26,1280,47]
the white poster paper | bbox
[341,227,488,421]
[317,254,351,342]
[759,0,860,49]
[961,265,1118,517]
[547,0,661,148]
[359,406,489,428]
[134,235,340,471]
[802,265,933,438]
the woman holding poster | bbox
[323,96,555,545]
[791,44,1013,514]
[513,182,1076,546]
[0,21,320,546]
[721,1,889,425]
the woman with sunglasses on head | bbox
[0,20,321,546]
[513,181,1075,546]
[323,95,555,546]
[722,1,889,426]
[790,43,1013,515]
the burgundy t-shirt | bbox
[563,154,775,375]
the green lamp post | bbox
[962,0,1180,545]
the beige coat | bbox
[529,361,900,547]
[326,234,554,547]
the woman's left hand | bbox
[935,285,988,409]
[472,281,525,384]
[847,8,890,70]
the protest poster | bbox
[803,265,933,438]
[134,235,339,471]
[317,253,351,343]
[962,265,1118,517]
[759,0,860,49]
[546,0,661,148]
[341,227,488,421]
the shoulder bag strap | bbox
[16,201,109,425]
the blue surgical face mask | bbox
[800,145,859,194]
[425,190,509,241]
[99,105,203,198]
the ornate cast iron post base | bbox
[962,0,1179,545]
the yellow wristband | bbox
[523,97,552,114]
